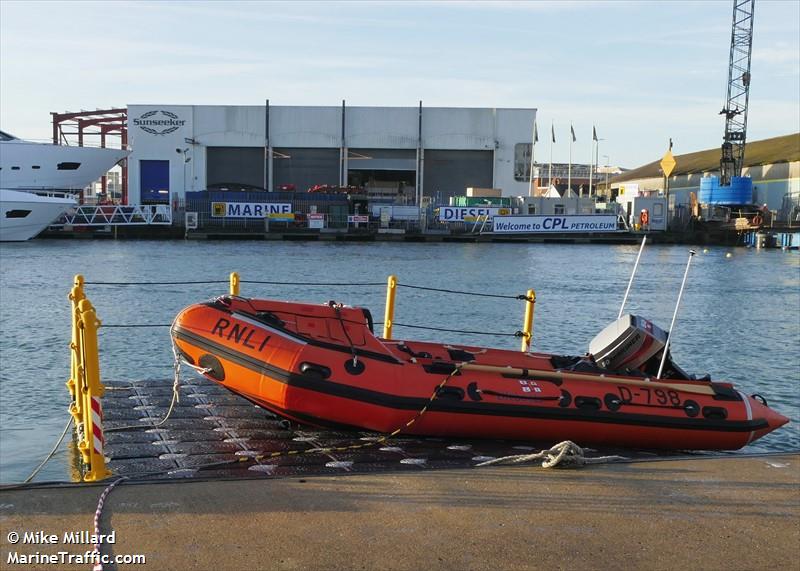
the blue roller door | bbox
[140,160,170,203]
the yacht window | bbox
[57,162,81,170]
[5,210,32,219]
[11,166,20,170]
[0,130,16,142]
[32,165,41,169]
[554,204,565,215]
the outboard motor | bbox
[589,315,690,379]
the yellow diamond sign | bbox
[660,150,677,178]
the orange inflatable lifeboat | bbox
[171,296,788,450]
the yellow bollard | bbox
[76,298,111,482]
[520,289,536,352]
[66,275,85,424]
[383,274,397,340]
[230,271,240,296]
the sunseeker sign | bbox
[133,110,186,135]
[493,215,619,233]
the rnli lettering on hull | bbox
[493,215,620,233]
[211,317,271,352]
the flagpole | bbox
[589,127,594,197]
[568,123,573,197]
[548,122,554,190]
[595,138,601,197]
[528,121,536,197]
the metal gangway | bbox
[51,204,172,226]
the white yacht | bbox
[0,129,129,241]
[0,189,77,241]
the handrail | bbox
[67,275,111,482]
[52,204,172,226]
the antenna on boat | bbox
[656,250,697,379]
[618,235,647,318]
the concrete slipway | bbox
[1,453,798,570]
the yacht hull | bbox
[0,189,76,241]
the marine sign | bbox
[211,202,294,220]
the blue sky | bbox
[1,0,798,168]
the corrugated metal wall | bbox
[273,148,340,192]
[207,147,264,188]
[423,150,493,203]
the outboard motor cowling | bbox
[589,315,671,375]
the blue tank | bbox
[698,176,753,205]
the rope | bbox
[242,280,384,287]
[330,301,359,367]
[104,331,196,433]
[21,417,73,484]
[396,283,530,300]
[90,476,127,571]
[84,279,532,301]
[237,365,463,463]
[85,280,228,286]
[475,440,628,468]
[101,324,172,328]
[391,322,522,337]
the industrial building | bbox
[126,104,537,205]
[606,133,800,221]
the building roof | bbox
[611,132,800,184]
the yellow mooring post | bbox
[520,289,536,352]
[66,275,85,424]
[76,298,111,482]
[383,274,397,340]
[230,271,240,296]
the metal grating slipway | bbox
[100,375,640,481]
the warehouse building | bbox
[606,133,800,220]
[127,104,537,205]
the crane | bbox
[719,0,755,187]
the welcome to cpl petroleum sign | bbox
[133,110,186,135]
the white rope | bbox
[475,440,628,468]
[91,476,127,571]
[103,337,196,434]
[21,416,73,483]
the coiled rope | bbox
[475,440,628,468]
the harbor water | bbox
[0,240,798,482]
